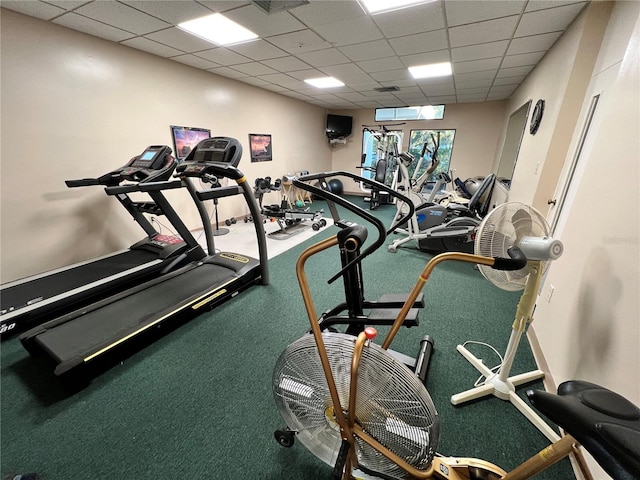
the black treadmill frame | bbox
[19,140,269,388]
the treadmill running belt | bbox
[2,249,159,309]
[34,263,238,363]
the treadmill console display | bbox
[131,146,171,169]
[182,137,242,167]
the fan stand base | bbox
[451,344,560,443]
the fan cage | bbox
[273,332,439,479]
[475,203,551,291]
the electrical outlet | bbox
[546,284,555,303]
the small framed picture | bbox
[249,133,272,162]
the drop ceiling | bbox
[1,0,590,109]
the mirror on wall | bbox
[496,100,531,189]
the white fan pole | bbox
[450,262,561,443]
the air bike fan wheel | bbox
[451,202,564,442]
[273,332,439,479]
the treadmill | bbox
[20,137,269,388]
[1,145,207,340]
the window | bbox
[407,129,456,191]
[375,105,445,122]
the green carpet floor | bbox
[0,196,574,479]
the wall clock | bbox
[530,99,545,135]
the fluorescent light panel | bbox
[178,14,258,46]
[304,77,344,88]
[409,62,452,79]
[359,0,434,14]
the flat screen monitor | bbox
[326,114,353,139]
[170,125,211,160]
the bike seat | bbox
[526,380,640,480]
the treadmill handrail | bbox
[105,180,182,195]
[196,185,242,201]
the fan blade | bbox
[512,207,533,242]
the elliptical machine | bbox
[388,151,496,253]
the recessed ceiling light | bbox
[408,62,452,79]
[178,14,258,46]
[359,0,434,14]
[304,77,345,88]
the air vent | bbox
[252,0,310,14]
[374,86,400,92]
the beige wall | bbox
[499,1,612,211]
[328,102,507,195]
[0,9,331,282]
[532,2,640,477]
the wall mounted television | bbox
[170,125,211,160]
[326,114,353,139]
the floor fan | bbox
[273,332,441,479]
[450,202,564,442]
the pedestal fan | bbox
[450,202,564,442]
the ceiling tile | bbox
[486,92,511,100]
[236,76,274,87]
[231,62,279,75]
[496,65,534,77]
[493,75,526,85]
[207,66,249,79]
[525,1,587,13]
[389,30,448,56]
[285,68,325,80]
[74,1,171,34]
[288,0,366,27]
[121,0,213,24]
[3,0,589,109]
[53,13,135,42]
[227,39,289,60]
[490,84,517,93]
[195,48,252,66]
[369,69,413,82]
[372,1,445,38]
[224,4,306,37]
[445,0,525,27]
[428,95,457,103]
[1,1,65,20]
[122,37,184,57]
[318,63,369,81]
[339,40,396,62]
[145,27,216,53]
[170,54,220,69]
[266,30,332,54]
[449,16,519,48]
[454,70,497,82]
[453,57,502,74]
[261,56,312,72]
[515,2,587,37]
[507,31,562,55]
[261,84,289,92]
[451,40,509,63]
[314,16,383,47]
[197,1,251,13]
[356,56,405,74]
[501,51,545,68]
[400,49,451,68]
[295,48,351,67]
[455,78,493,89]
[46,1,92,10]
[420,83,455,96]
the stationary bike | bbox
[272,177,640,479]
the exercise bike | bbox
[272,180,640,479]
[388,151,496,253]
